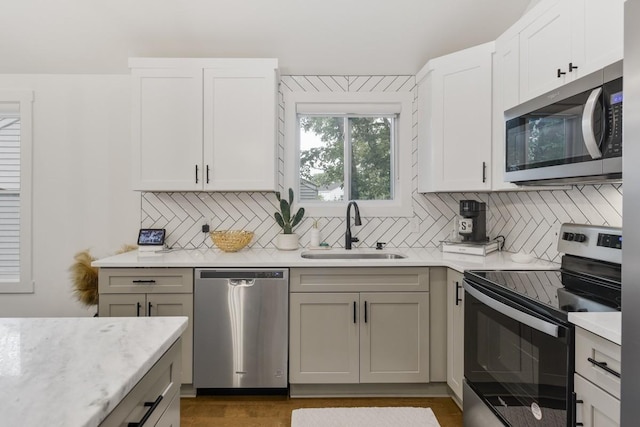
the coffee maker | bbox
[458,200,488,243]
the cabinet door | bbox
[575,374,620,427]
[519,1,573,101]
[289,293,360,384]
[148,293,194,385]
[446,270,465,402]
[99,293,146,317]
[576,0,624,78]
[131,68,203,191]
[359,292,429,383]
[203,66,277,191]
[419,42,493,192]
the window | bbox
[285,92,412,217]
[0,91,33,293]
[299,114,394,202]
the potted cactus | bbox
[274,188,305,250]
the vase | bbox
[275,233,299,250]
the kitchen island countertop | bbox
[0,316,188,427]
[92,246,559,273]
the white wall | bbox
[0,74,140,317]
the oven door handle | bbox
[464,281,559,338]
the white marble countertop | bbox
[569,312,622,345]
[92,246,559,272]
[0,316,188,427]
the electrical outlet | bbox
[202,224,210,233]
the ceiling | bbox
[1,0,534,75]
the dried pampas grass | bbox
[70,245,137,307]
[70,250,98,307]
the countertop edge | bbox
[568,312,621,345]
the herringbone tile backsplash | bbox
[141,75,623,263]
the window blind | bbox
[0,117,20,283]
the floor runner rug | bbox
[291,406,441,427]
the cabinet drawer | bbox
[575,327,621,399]
[290,267,429,292]
[100,338,181,427]
[99,268,193,293]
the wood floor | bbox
[181,395,462,426]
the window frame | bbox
[284,91,413,217]
[0,90,34,293]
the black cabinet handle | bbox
[136,302,141,317]
[127,395,163,427]
[557,68,566,78]
[132,280,156,284]
[571,391,584,427]
[353,301,357,324]
[455,282,462,306]
[148,302,153,316]
[364,301,368,323]
[206,165,210,184]
[587,357,620,378]
[195,164,199,184]
[482,161,487,183]
[569,62,579,72]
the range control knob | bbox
[564,232,575,241]
[575,233,587,243]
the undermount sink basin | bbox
[300,251,407,260]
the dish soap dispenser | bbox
[310,220,321,247]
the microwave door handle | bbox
[581,87,603,159]
[463,281,559,338]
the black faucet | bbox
[345,201,362,249]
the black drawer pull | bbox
[455,281,462,306]
[132,280,156,284]
[136,302,141,317]
[587,357,620,378]
[128,395,163,427]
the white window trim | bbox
[284,91,413,217]
[0,90,34,293]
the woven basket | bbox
[210,230,254,252]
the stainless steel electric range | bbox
[462,223,622,427]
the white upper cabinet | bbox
[131,68,203,191]
[518,0,623,102]
[417,42,494,193]
[203,66,277,191]
[130,58,278,192]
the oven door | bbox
[463,279,573,427]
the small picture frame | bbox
[137,229,166,246]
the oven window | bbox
[465,291,570,426]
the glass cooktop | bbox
[465,269,621,316]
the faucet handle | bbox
[376,242,386,250]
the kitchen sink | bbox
[300,251,407,260]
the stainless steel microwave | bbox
[504,61,622,185]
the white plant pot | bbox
[275,233,299,250]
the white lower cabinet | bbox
[289,268,430,385]
[446,269,464,403]
[98,268,194,385]
[574,374,620,427]
[100,338,182,427]
[574,326,621,427]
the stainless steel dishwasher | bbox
[194,268,288,390]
